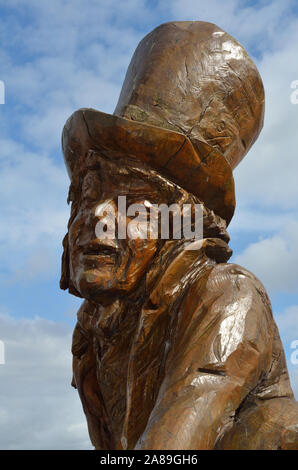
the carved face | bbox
[67,154,165,302]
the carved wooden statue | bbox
[60,21,298,449]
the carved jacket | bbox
[71,237,298,450]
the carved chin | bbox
[75,268,118,297]
[73,265,146,300]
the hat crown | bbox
[114,21,265,170]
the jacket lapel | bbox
[120,238,232,449]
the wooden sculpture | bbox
[60,21,298,449]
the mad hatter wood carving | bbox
[60,21,298,450]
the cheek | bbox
[68,212,86,247]
[119,239,157,288]
[127,239,158,271]
[68,218,86,271]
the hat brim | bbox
[62,108,235,224]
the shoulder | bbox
[207,262,268,293]
[205,262,272,312]
[177,262,275,363]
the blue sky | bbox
[0,0,297,449]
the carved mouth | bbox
[82,241,118,258]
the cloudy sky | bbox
[0,0,297,449]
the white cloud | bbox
[0,312,92,449]
[234,28,298,212]
[275,305,298,343]
[289,368,298,400]
[274,305,298,399]
[0,138,69,281]
[229,208,296,235]
[234,221,298,294]
[0,138,68,242]
[0,0,155,152]
[170,0,296,53]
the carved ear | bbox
[60,233,83,298]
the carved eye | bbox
[217,121,226,132]
[81,171,102,202]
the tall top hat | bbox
[62,21,265,224]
